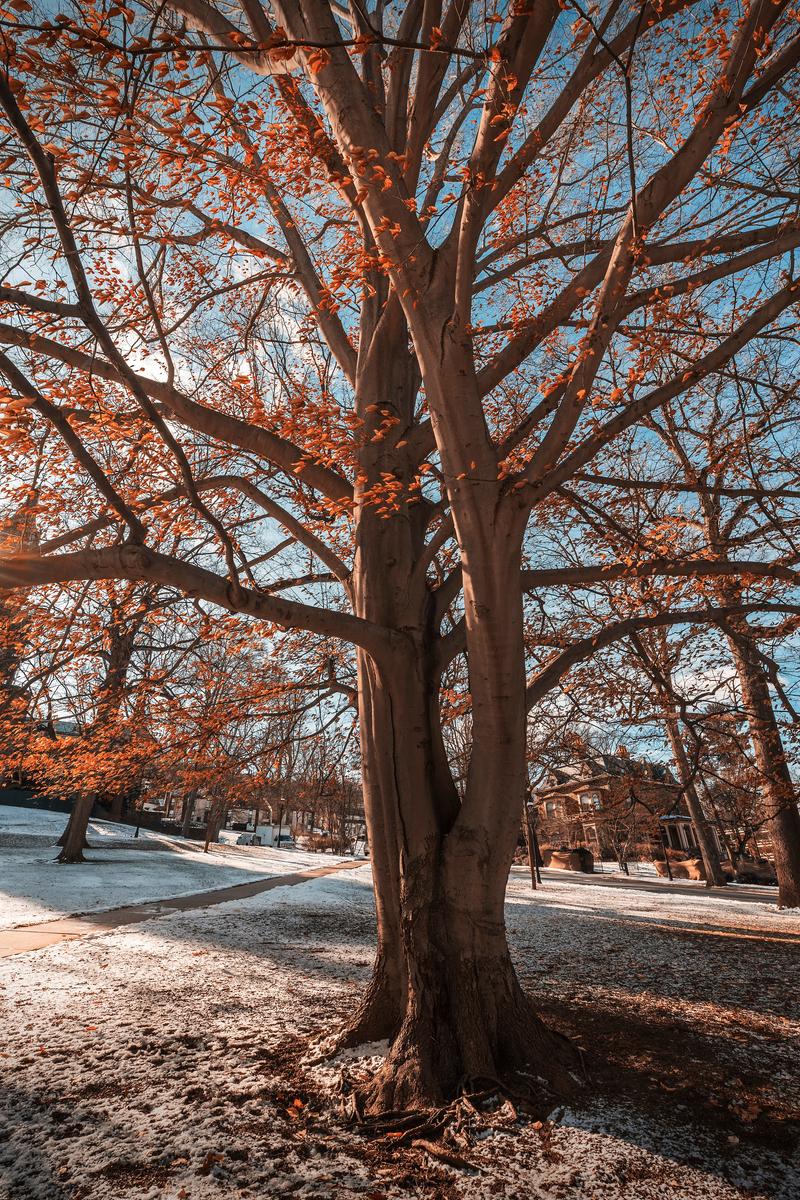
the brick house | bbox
[533,751,689,860]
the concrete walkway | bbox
[0,860,364,958]
[536,866,778,905]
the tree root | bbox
[345,1071,576,1151]
[410,1137,475,1171]
[55,848,87,864]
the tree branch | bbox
[0,546,389,656]
[526,603,800,711]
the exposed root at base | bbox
[339,1070,575,1153]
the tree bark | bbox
[362,812,576,1114]
[182,788,196,837]
[336,301,451,1049]
[343,286,578,1107]
[107,791,125,821]
[204,798,226,852]
[523,801,538,889]
[357,489,577,1110]
[726,630,800,907]
[337,640,445,1048]
[56,792,94,863]
[664,713,727,886]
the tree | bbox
[526,367,800,901]
[0,585,29,774]
[640,395,800,904]
[1,494,40,773]
[54,585,155,860]
[2,1,800,1109]
[627,628,727,886]
[696,707,772,866]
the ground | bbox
[0,813,798,1199]
[0,805,345,930]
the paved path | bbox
[536,867,778,905]
[0,860,364,958]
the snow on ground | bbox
[0,805,171,845]
[593,859,659,876]
[0,805,347,931]
[0,864,798,1199]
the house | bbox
[534,750,684,860]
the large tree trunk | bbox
[56,793,94,864]
[395,551,569,1108]
[341,581,457,1047]
[361,797,578,1118]
[364,825,576,1114]
[664,713,727,886]
[338,653,407,1046]
[726,631,800,907]
[343,302,576,1109]
[338,296,450,1048]
[358,500,576,1111]
[339,297,575,1108]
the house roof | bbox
[536,753,678,797]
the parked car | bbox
[275,832,296,849]
[235,833,262,846]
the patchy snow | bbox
[0,804,348,931]
[0,804,172,846]
[0,864,798,1198]
[508,865,788,923]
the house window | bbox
[545,801,557,818]
[580,791,602,811]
